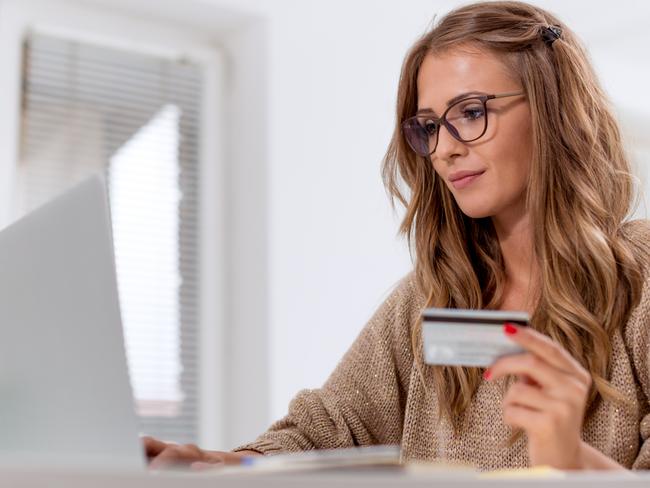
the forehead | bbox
[416,47,516,112]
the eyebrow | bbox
[416,91,486,115]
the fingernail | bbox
[483,369,492,380]
[504,323,518,335]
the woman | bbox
[146,1,650,470]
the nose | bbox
[434,123,466,162]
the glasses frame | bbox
[402,91,525,157]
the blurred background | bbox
[0,0,647,451]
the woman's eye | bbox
[461,106,485,120]
[422,119,438,135]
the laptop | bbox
[0,175,145,469]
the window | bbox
[18,33,202,443]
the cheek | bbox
[496,157,529,187]
[484,151,530,207]
[430,159,448,189]
[488,117,532,186]
[431,159,444,179]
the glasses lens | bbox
[445,98,487,142]
[402,116,438,156]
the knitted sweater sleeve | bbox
[621,220,650,469]
[232,273,420,454]
[627,274,650,469]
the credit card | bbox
[421,308,529,367]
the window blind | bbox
[18,33,203,444]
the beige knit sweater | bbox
[234,220,650,471]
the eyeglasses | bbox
[401,91,525,157]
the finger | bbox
[503,381,548,411]
[502,379,582,415]
[488,352,566,388]
[149,447,186,470]
[149,444,205,470]
[142,436,171,458]
[502,403,549,435]
[520,374,540,387]
[503,392,579,439]
[498,365,590,412]
[503,323,587,380]
[504,379,587,428]
[150,450,190,470]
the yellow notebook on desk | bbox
[479,466,565,479]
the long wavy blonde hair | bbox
[382,0,645,424]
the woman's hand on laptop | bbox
[143,435,261,470]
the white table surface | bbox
[3,466,650,488]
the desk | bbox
[3,467,650,488]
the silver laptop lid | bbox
[0,175,144,469]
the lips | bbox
[448,169,486,190]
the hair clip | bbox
[540,25,562,46]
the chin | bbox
[455,202,495,219]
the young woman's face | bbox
[416,47,532,220]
